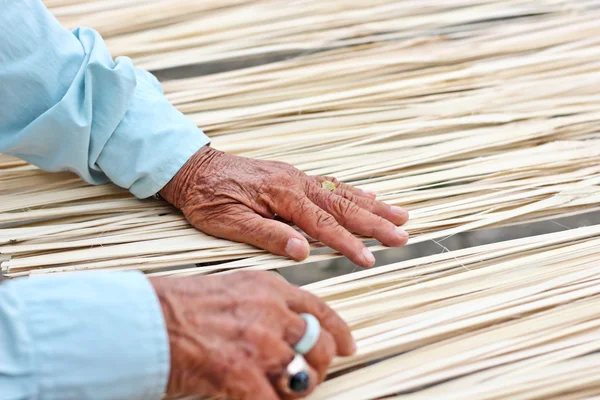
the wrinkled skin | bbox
[160,146,409,268]
[151,271,355,399]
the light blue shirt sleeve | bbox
[0,271,170,400]
[0,0,210,198]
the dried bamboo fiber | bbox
[44,1,595,71]
[3,3,600,277]
[303,225,600,399]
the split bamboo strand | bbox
[303,226,600,399]
[44,1,594,71]
[3,3,600,276]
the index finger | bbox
[271,192,374,267]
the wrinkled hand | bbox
[160,146,409,267]
[150,271,355,400]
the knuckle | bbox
[322,196,361,228]
[245,324,270,343]
[337,188,351,199]
[318,303,335,325]
[285,318,306,345]
[315,212,338,231]
[295,200,312,219]
[304,180,323,197]
[265,298,291,319]
[247,294,273,309]
[272,172,297,187]
[321,331,336,361]
[239,337,260,360]
[310,293,333,319]
[344,191,364,206]
[332,197,358,219]
[285,192,310,218]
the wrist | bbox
[158,145,219,208]
[148,277,170,328]
[148,276,177,395]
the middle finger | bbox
[271,281,355,357]
[270,192,373,267]
[335,188,409,226]
[306,183,409,248]
[284,313,337,383]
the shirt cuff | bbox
[97,67,210,198]
[11,271,169,400]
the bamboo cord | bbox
[2,3,599,276]
[44,1,594,71]
[301,227,600,399]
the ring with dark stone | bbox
[286,354,310,393]
[289,371,310,393]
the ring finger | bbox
[313,176,408,226]
[312,176,376,199]
[284,313,337,385]
[273,355,320,400]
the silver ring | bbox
[287,354,308,375]
[294,313,321,355]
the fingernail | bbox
[361,248,375,266]
[396,227,409,238]
[286,238,309,260]
[391,206,407,216]
[365,190,377,197]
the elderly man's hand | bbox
[151,271,355,400]
[160,146,409,267]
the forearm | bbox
[0,271,169,400]
[0,0,209,198]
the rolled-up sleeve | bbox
[0,271,170,400]
[0,0,209,198]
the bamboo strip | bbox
[2,2,598,277]
[302,227,600,399]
